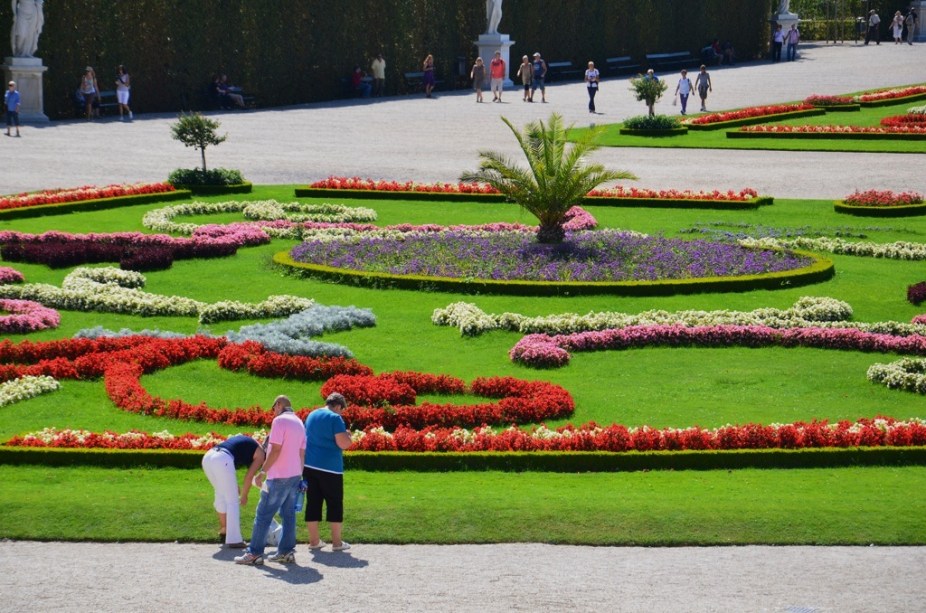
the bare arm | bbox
[239,445,265,505]
[335,431,353,450]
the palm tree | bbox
[461,113,636,244]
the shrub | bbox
[622,114,682,130]
[908,282,926,306]
[168,168,244,186]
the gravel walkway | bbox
[2,42,926,612]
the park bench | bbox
[645,51,695,73]
[96,90,120,115]
[604,55,641,77]
[545,61,584,82]
[403,70,444,94]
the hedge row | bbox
[0,190,192,220]
[2,445,924,472]
[618,127,689,137]
[273,249,835,297]
[170,182,253,196]
[686,108,826,131]
[834,201,926,217]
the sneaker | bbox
[308,540,327,550]
[331,541,351,552]
[267,550,295,563]
[128,111,133,119]
[234,552,264,566]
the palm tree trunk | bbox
[537,222,566,244]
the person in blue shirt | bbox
[201,434,265,548]
[5,81,21,137]
[303,392,354,551]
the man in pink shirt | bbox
[489,50,506,102]
[235,395,307,566]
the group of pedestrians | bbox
[471,50,548,104]
[78,65,133,121]
[867,8,918,46]
[772,23,801,62]
[201,392,354,566]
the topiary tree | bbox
[460,113,636,244]
[170,112,227,172]
[629,73,668,117]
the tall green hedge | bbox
[2,0,768,119]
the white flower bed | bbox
[867,358,926,394]
[740,237,926,261]
[0,375,60,407]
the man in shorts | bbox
[489,50,506,102]
[530,52,547,102]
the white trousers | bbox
[201,448,242,544]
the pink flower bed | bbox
[913,315,926,325]
[510,324,926,368]
[0,299,60,333]
[844,190,924,207]
[309,176,500,194]
[686,103,814,125]
[0,183,176,211]
[10,416,926,452]
[741,124,926,134]
[855,86,926,103]
[587,186,759,202]
[0,267,24,285]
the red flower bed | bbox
[880,114,926,128]
[0,183,176,212]
[686,103,814,125]
[217,342,372,380]
[804,95,854,106]
[855,86,926,103]
[587,186,759,202]
[843,189,924,207]
[309,176,500,195]
[740,124,926,134]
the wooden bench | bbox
[545,61,584,82]
[96,90,120,115]
[605,55,641,77]
[403,71,443,94]
[645,51,695,72]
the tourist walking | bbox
[785,24,800,61]
[584,61,600,113]
[201,435,264,549]
[516,55,533,101]
[114,65,132,121]
[303,393,354,552]
[772,24,784,62]
[79,66,99,119]
[865,9,881,45]
[5,81,21,137]
[695,64,712,112]
[530,52,547,102]
[370,53,385,96]
[235,395,306,566]
[674,69,692,115]
[422,54,436,98]
[470,57,486,102]
[489,50,506,102]
[892,11,904,43]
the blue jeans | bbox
[246,475,301,556]
[787,43,797,61]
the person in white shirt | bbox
[584,61,599,113]
[674,69,693,115]
[865,10,881,45]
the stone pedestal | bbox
[2,56,49,123]
[772,12,799,31]
[474,33,515,89]
[912,1,925,42]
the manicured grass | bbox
[2,465,923,545]
[2,185,926,544]
[578,99,925,153]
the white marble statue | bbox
[11,0,44,57]
[486,0,503,35]
[777,0,794,16]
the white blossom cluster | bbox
[0,266,314,324]
[867,358,926,394]
[908,105,926,115]
[433,296,856,337]
[225,304,377,357]
[242,201,377,223]
[74,326,191,339]
[740,236,926,261]
[0,375,60,407]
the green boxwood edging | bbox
[0,190,192,220]
[858,92,926,107]
[581,195,772,209]
[618,127,688,136]
[818,104,861,112]
[273,248,834,296]
[2,446,924,472]
[685,108,826,131]
[834,201,926,217]
[295,187,508,203]
[170,182,253,195]
[727,130,926,141]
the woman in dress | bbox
[584,61,599,113]
[470,57,486,103]
[79,66,99,119]
[422,54,435,98]
[516,55,533,102]
[892,11,905,43]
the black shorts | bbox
[302,466,344,523]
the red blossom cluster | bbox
[880,114,926,128]
[217,341,371,380]
[855,86,926,103]
[686,103,814,125]
[308,176,500,194]
[741,124,926,134]
[843,189,924,207]
[804,95,855,106]
[586,186,759,202]
[0,183,176,212]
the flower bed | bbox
[908,282,926,306]
[0,183,189,219]
[510,324,926,368]
[729,124,926,140]
[855,85,926,106]
[740,236,926,260]
[10,416,926,452]
[0,267,24,285]
[868,358,926,394]
[0,375,60,407]
[0,299,60,334]
[684,104,823,130]
[584,186,770,208]
[296,177,507,202]
[835,189,926,217]
[803,95,860,111]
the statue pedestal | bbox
[912,2,925,42]
[474,33,515,89]
[2,57,49,123]
[772,12,799,31]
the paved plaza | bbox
[2,42,926,612]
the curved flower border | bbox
[0,183,176,212]
[0,299,60,333]
[867,358,926,394]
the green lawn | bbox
[1,186,925,543]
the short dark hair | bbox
[325,392,347,409]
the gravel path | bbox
[3,42,926,612]
[3,541,925,612]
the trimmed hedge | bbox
[727,130,926,141]
[0,190,192,220]
[818,104,861,112]
[170,182,253,195]
[686,108,826,131]
[2,445,924,472]
[273,248,835,296]
[834,201,926,217]
[618,127,688,137]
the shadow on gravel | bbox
[308,551,369,569]
[259,564,323,585]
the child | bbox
[5,81,21,137]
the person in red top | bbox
[489,51,506,102]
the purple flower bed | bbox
[290,230,812,283]
[908,281,926,306]
[510,324,926,368]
